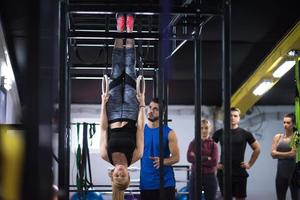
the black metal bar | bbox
[22,0,59,199]
[66,34,72,200]
[167,16,213,59]
[58,1,69,199]
[153,70,158,98]
[70,74,154,80]
[69,3,222,16]
[164,0,194,31]
[68,31,196,41]
[194,5,202,200]
[22,1,40,198]
[222,0,232,199]
[70,63,158,70]
[69,184,140,188]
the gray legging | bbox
[107,48,138,122]
[276,159,299,200]
[275,137,299,200]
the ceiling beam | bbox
[231,21,300,115]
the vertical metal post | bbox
[194,1,202,199]
[158,50,165,200]
[153,69,157,98]
[222,0,232,199]
[22,0,59,199]
[163,65,169,125]
[22,1,40,198]
[58,0,70,199]
[159,0,171,199]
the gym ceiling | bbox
[1,0,299,109]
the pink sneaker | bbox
[126,15,134,33]
[116,14,125,32]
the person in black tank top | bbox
[271,113,299,200]
[99,14,145,200]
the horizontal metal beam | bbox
[69,3,222,16]
[72,43,155,47]
[70,63,158,70]
[68,31,195,40]
[71,74,154,81]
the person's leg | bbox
[164,187,176,200]
[233,178,247,200]
[122,17,138,121]
[289,180,299,200]
[107,16,125,122]
[115,13,124,48]
[141,189,159,200]
[188,172,195,200]
[216,169,224,196]
[276,174,289,200]
[203,173,217,200]
[116,13,125,33]
[126,14,134,33]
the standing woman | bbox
[187,119,218,200]
[100,13,145,200]
[271,113,299,200]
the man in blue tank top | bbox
[140,98,180,200]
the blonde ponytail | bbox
[111,176,130,200]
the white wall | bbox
[66,104,295,200]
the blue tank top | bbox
[140,124,176,190]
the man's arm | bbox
[241,140,260,169]
[164,130,180,165]
[151,130,180,168]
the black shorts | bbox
[217,170,247,198]
[140,187,175,200]
[232,178,247,198]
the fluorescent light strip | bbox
[253,80,274,96]
[272,60,295,78]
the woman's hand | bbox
[101,93,109,105]
[136,93,145,107]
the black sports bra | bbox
[107,120,137,166]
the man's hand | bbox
[240,161,251,169]
[150,156,161,169]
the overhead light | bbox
[0,76,12,91]
[253,80,274,96]
[272,60,296,78]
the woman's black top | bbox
[107,120,137,166]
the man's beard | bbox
[148,116,159,122]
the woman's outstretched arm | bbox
[100,94,109,162]
[131,93,145,163]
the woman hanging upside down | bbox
[100,13,145,200]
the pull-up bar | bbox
[69,4,222,16]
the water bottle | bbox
[200,190,206,200]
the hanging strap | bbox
[76,123,83,191]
